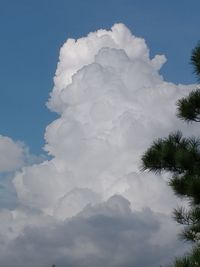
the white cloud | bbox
[0,135,26,172]
[0,135,45,173]
[0,135,45,210]
[47,23,166,114]
[0,23,196,266]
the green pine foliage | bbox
[169,245,200,267]
[177,89,200,122]
[191,43,200,79]
[142,42,200,266]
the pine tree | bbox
[142,43,200,265]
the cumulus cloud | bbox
[0,196,187,267]
[0,135,45,209]
[0,135,27,172]
[0,23,196,266]
[0,135,45,174]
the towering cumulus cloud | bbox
[0,24,196,267]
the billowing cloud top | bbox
[48,23,166,113]
[0,24,195,267]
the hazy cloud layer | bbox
[0,24,195,266]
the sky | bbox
[1,1,200,267]
[0,0,200,154]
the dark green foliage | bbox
[191,42,200,79]
[142,129,200,243]
[142,42,200,266]
[168,245,200,267]
[177,89,200,122]
[142,131,200,176]
[169,175,200,204]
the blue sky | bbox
[0,0,200,154]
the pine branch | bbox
[173,207,200,226]
[142,132,200,176]
[177,89,200,122]
[191,42,200,79]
